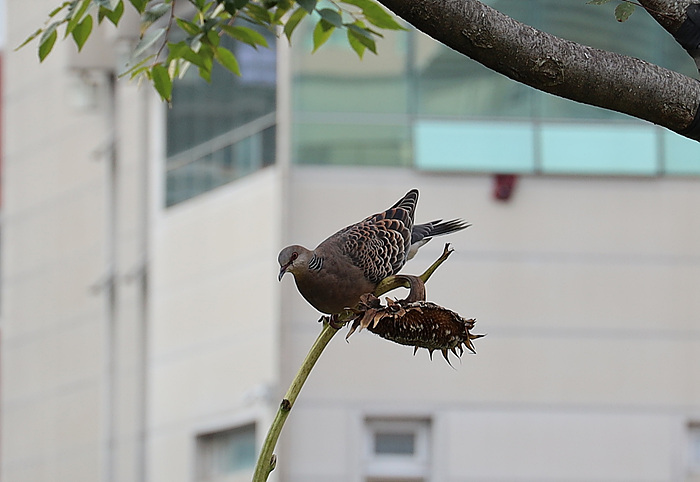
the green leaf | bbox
[318,8,343,28]
[198,63,212,81]
[48,1,72,18]
[244,2,274,24]
[221,25,269,48]
[168,41,208,70]
[98,1,124,25]
[312,19,334,53]
[341,0,403,30]
[142,3,171,24]
[206,28,220,47]
[283,7,307,43]
[273,0,294,22]
[296,0,317,14]
[614,1,635,21]
[39,26,58,61]
[172,39,213,81]
[176,18,201,36]
[132,27,166,58]
[586,0,612,3]
[221,0,248,14]
[65,0,91,37]
[129,0,148,13]
[214,46,241,75]
[151,63,172,101]
[141,3,171,34]
[347,23,376,54]
[71,14,93,51]
[119,53,154,78]
[16,28,43,51]
[347,28,366,58]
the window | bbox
[166,27,276,207]
[196,423,256,482]
[291,1,700,175]
[364,418,431,482]
[689,422,700,478]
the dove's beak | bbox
[278,264,289,281]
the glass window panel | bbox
[689,423,700,474]
[196,424,256,482]
[165,25,276,206]
[294,74,409,115]
[540,123,658,175]
[294,122,410,166]
[167,35,276,157]
[663,131,700,175]
[292,20,409,115]
[374,432,416,455]
[364,418,431,480]
[415,120,535,172]
[414,33,537,119]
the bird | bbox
[277,189,469,315]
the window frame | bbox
[194,421,258,482]
[688,421,700,478]
[364,418,432,481]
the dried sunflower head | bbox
[346,293,484,365]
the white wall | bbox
[148,167,283,481]
[278,166,700,481]
[1,2,112,478]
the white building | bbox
[2,1,700,481]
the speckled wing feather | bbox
[328,190,419,284]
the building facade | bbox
[2,1,700,481]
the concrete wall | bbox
[148,167,283,481]
[279,166,700,481]
[1,2,113,479]
[1,3,286,480]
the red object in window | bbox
[493,174,517,201]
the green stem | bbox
[252,243,454,481]
[252,322,338,482]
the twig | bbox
[154,0,177,64]
[374,243,454,295]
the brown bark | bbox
[639,0,700,73]
[376,0,700,139]
[638,0,695,32]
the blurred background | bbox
[2,0,700,481]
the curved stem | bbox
[252,322,338,482]
[252,243,455,481]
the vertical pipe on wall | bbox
[136,76,151,482]
[102,72,118,482]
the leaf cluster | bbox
[18,0,126,61]
[20,0,405,102]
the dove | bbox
[278,189,469,314]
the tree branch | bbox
[638,0,700,72]
[638,0,695,32]
[376,0,700,139]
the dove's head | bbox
[278,245,312,281]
